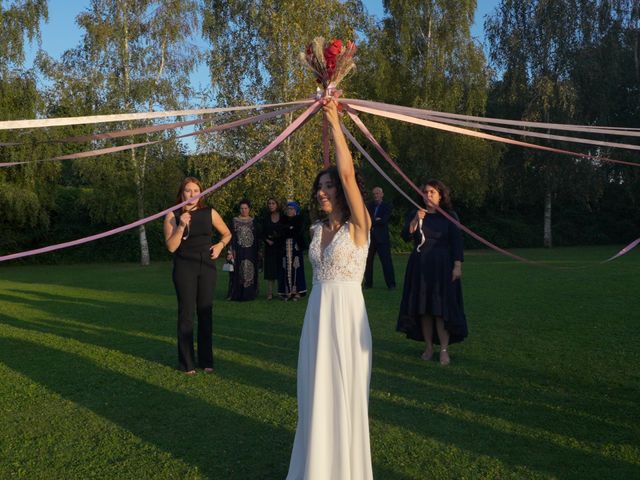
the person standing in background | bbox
[278,201,307,301]
[396,179,468,366]
[163,177,231,375]
[229,199,259,301]
[364,186,396,290]
[262,198,284,300]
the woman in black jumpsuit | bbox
[164,177,232,375]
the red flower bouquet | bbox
[300,37,357,91]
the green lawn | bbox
[0,246,638,479]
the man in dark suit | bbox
[364,186,396,289]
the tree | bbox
[199,0,369,214]
[0,0,56,255]
[349,0,499,210]
[486,0,640,247]
[38,0,200,265]
[0,0,48,73]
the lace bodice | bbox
[309,221,369,283]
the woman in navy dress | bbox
[261,198,284,300]
[397,179,467,365]
[229,199,259,301]
[164,177,232,375]
[278,201,307,301]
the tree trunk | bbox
[543,190,552,248]
[121,0,149,266]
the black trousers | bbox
[364,240,396,288]
[172,253,217,371]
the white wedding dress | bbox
[286,221,373,480]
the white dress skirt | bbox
[286,222,373,480]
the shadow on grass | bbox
[372,333,639,435]
[0,287,301,366]
[1,327,412,479]
[0,311,301,405]
[0,336,294,479]
[368,341,639,479]
[4,271,638,479]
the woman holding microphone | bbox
[164,177,231,375]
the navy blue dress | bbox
[396,210,468,344]
[278,215,307,298]
[229,217,259,301]
[262,215,284,281]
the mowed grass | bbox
[0,246,638,479]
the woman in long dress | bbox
[396,180,467,365]
[261,198,284,300]
[278,201,307,301]
[286,99,373,480]
[229,199,259,301]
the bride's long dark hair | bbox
[310,166,366,223]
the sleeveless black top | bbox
[174,207,214,260]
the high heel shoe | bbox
[439,348,450,366]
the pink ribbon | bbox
[344,108,541,265]
[0,104,305,168]
[322,112,330,168]
[0,100,314,131]
[603,237,640,263]
[345,102,639,168]
[386,108,640,154]
[344,107,640,265]
[343,98,640,137]
[0,101,321,262]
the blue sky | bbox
[26,0,500,88]
[20,0,500,150]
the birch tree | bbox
[39,0,199,265]
[199,0,368,214]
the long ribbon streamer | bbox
[0,104,304,167]
[603,237,640,263]
[393,108,640,153]
[346,103,639,168]
[0,100,314,131]
[1,102,313,146]
[322,113,330,168]
[344,109,540,265]
[341,123,428,251]
[0,101,321,262]
[345,108,639,264]
[342,98,640,137]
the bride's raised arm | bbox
[323,100,371,246]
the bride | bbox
[286,99,373,479]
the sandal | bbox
[185,369,197,376]
[439,348,450,366]
[204,367,214,374]
[421,348,433,361]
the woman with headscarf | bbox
[278,200,307,301]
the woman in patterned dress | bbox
[278,201,307,301]
[229,199,259,301]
